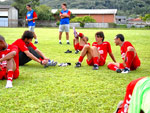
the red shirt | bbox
[12,39,37,52]
[92,41,112,61]
[0,44,19,70]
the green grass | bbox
[0,27,150,113]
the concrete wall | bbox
[8,7,18,27]
[70,23,109,28]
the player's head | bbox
[61,3,67,10]
[0,35,7,50]
[26,4,32,11]
[22,31,34,44]
[95,31,105,42]
[114,34,124,46]
[85,37,89,42]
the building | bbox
[116,16,127,24]
[127,18,146,28]
[52,9,117,23]
[0,5,18,27]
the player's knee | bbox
[91,46,97,50]
[127,46,134,51]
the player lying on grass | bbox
[107,34,140,73]
[12,30,57,67]
[0,35,19,88]
[75,31,116,70]
[73,27,90,54]
[114,77,150,113]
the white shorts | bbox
[29,26,35,32]
[59,24,70,32]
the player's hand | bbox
[26,19,28,22]
[41,60,48,65]
[28,19,32,21]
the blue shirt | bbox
[26,10,37,26]
[60,10,71,25]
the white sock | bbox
[66,40,69,43]
[59,40,61,42]
[35,39,38,41]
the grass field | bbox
[0,27,150,113]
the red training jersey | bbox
[12,39,37,52]
[92,41,112,61]
[0,44,19,71]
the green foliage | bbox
[141,14,150,22]
[108,23,117,28]
[0,28,150,113]
[35,5,54,20]
[117,24,127,28]
[70,16,96,27]
[12,0,40,18]
[56,21,60,26]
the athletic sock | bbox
[7,71,14,81]
[59,40,61,43]
[35,39,38,42]
[66,40,69,43]
[78,56,83,63]
[107,63,119,71]
[93,57,99,65]
[126,51,134,69]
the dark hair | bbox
[26,4,31,7]
[21,31,34,40]
[95,31,105,42]
[116,34,124,42]
[62,3,67,7]
[85,37,89,41]
[0,35,5,42]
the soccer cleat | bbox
[44,60,57,68]
[116,68,122,73]
[121,67,130,73]
[59,42,62,44]
[73,27,78,38]
[75,62,81,67]
[64,49,72,53]
[93,64,99,70]
[75,50,80,54]
[67,42,70,45]
[34,41,38,44]
[6,80,13,88]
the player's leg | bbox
[5,58,16,88]
[59,25,64,44]
[29,26,38,44]
[107,62,122,73]
[65,24,70,44]
[74,38,80,54]
[75,45,92,67]
[122,46,136,73]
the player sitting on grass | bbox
[73,27,90,54]
[114,77,150,113]
[75,31,116,70]
[107,34,140,73]
[0,35,19,88]
[12,30,57,67]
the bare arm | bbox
[0,51,16,62]
[60,14,70,18]
[35,49,48,60]
[109,52,116,63]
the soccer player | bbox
[59,3,71,45]
[114,77,150,113]
[73,27,90,54]
[107,34,140,73]
[75,31,116,70]
[26,4,38,44]
[0,35,19,88]
[12,30,57,67]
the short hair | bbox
[116,34,124,42]
[95,31,105,42]
[0,35,5,42]
[62,3,67,7]
[85,37,89,41]
[26,4,31,7]
[21,31,34,40]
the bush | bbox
[56,21,60,26]
[108,23,117,28]
[117,24,127,28]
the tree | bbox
[70,16,96,27]
[35,5,55,20]
[12,0,40,19]
[141,14,150,27]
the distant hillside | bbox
[40,0,150,17]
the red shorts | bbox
[74,43,83,51]
[0,66,19,80]
[119,56,141,70]
[86,56,105,66]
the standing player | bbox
[75,31,116,70]
[0,35,19,88]
[73,27,90,54]
[59,3,71,45]
[26,4,38,44]
[12,30,57,67]
[107,34,140,73]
